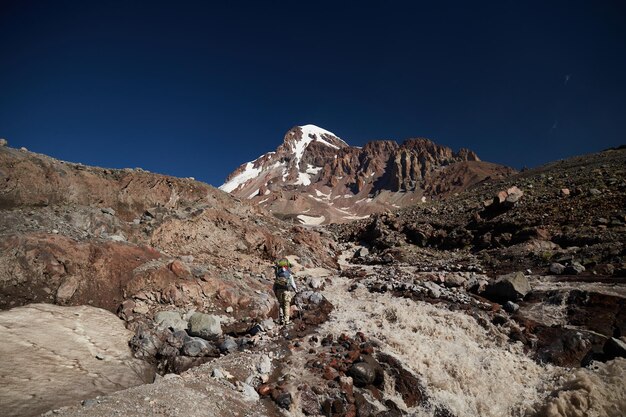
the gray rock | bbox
[218,337,238,354]
[260,318,275,330]
[0,138,7,147]
[564,262,585,275]
[101,207,116,216]
[422,281,442,298]
[182,336,210,357]
[257,354,272,374]
[307,276,324,289]
[503,301,519,313]
[154,311,188,332]
[483,271,531,302]
[308,292,324,304]
[188,312,221,339]
[212,368,225,378]
[241,383,259,402]
[355,247,369,258]
[549,263,566,275]
[225,306,234,313]
[589,188,601,196]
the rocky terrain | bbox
[220,125,514,224]
[1,139,625,417]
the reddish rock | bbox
[323,365,340,381]
[168,260,191,278]
[257,384,272,396]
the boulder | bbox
[154,311,188,332]
[188,312,222,339]
[218,337,238,354]
[347,357,384,388]
[182,336,211,357]
[603,337,626,360]
[564,262,585,275]
[422,281,442,298]
[483,271,531,302]
[503,186,524,207]
[0,138,7,147]
[549,263,565,275]
[169,260,191,278]
[443,274,466,288]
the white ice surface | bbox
[297,214,326,225]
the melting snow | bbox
[248,189,259,199]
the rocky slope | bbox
[0,141,338,414]
[1,139,625,417]
[220,125,514,224]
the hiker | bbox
[274,258,298,325]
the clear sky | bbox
[1,1,624,186]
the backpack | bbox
[274,258,292,288]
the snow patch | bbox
[294,172,311,186]
[219,162,262,193]
[297,214,326,225]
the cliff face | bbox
[221,126,510,224]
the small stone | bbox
[101,207,116,216]
[0,138,7,147]
[560,188,570,196]
[95,354,104,360]
[589,188,601,195]
[225,306,234,313]
[257,355,272,374]
[274,391,292,410]
[503,301,519,313]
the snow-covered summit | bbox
[219,124,346,194]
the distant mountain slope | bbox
[220,125,515,224]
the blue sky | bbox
[1,1,624,186]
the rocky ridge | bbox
[221,125,514,224]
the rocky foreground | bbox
[0,141,625,416]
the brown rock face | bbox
[220,125,512,224]
[0,144,339,316]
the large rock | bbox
[0,304,153,417]
[483,271,531,302]
[154,311,188,332]
[182,336,211,357]
[188,312,222,339]
[564,262,586,275]
[347,362,376,387]
[549,263,565,275]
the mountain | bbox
[220,125,515,224]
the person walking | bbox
[273,258,298,325]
